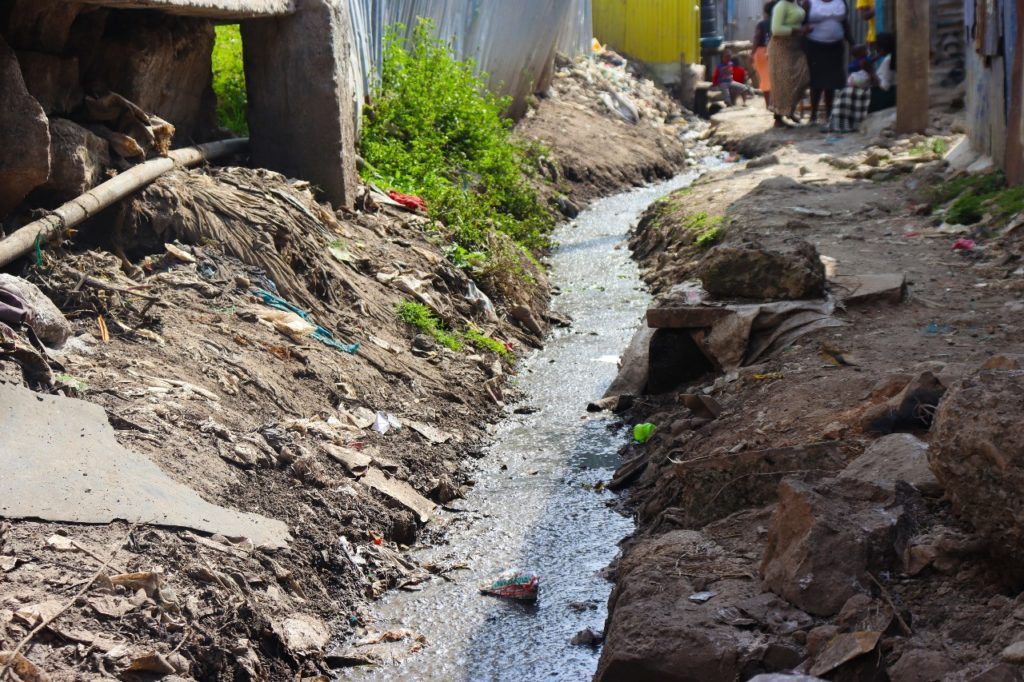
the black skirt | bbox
[803,38,847,91]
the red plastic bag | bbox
[951,238,976,251]
[480,572,539,602]
[388,191,426,211]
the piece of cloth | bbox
[828,86,871,131]
[855,0,876,42]
[804,37,848,90]
[753,46,772,92]
[807,0,847,43]
[254,288,360,354]
[771,0,806,37]
[0,287,29,328]
[769,34,810,114]
[868,84,896,112]
[387,191,426,211]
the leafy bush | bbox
[212,25,248,135]
[360,19,554,255]
[396,301,462,351]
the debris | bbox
[837,433,941,496]
[387,190,426,211]
[164,242,196,263]
[258,309,316,342]
[323,444,371,477]
[0,274,72,347]
[600,90,639,124]
[829,273,907,305]
[510,304,544,336]
[951,238,976,252]
[586,395,634,413]
[632,423,656,444]
[480,572,539,601]
[371,412,402,435]
[1000,641,1024,664]
[254,289,359,353]
[808,631,881,677]
[861,371,947,434]
[0,381,290,547]
[405,419,453,445]
[272,614,331,656]
[571,628,604,646]
[360,468,434,523]
[688,591,717,604]
[746,154,780,169]
[0,652,50,682]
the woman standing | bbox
[803,0,852,125]
[768,0,809,127]
[752,2,775,109]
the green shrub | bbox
[360,19,554,255]
[396,301,462,351]
[465,327,512,359]
[932,172,1024,225]
[212,25,248,135]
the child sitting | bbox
[846,44,876,89]
[711,49,753,106]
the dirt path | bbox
[597,104,1024,681]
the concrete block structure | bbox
[0,0,360,214]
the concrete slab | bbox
[75,0,293,19]
[0,380,291,548]
[830,273,906,305]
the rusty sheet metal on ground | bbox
[360,467,435,523]
[0,380,290,548]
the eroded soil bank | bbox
[597,104,1024,681]
[0,58,694,681]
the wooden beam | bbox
[74,0,294,19]
[895,0,929,133]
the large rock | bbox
[929,368,1024,563]
[0,274,71,347]
[0,36,50,217]
[888,649,956,682]
[760,477,912,617]
[697,240,826,301]
[16,51,83,115]
[837,433,942,497]
[41,118,110,199]
[4,0,86,52]
[596,530,765,682]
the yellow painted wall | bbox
[593,0,701,67]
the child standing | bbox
[712,49,753,106]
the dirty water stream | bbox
[348,163,717,682]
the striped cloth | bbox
[828,87,871,132]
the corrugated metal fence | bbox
[348,0,592,124]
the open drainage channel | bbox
[347,155,724,682]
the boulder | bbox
[696,240,826,301]
[0,274,71,347]
[888,649,956,682]
[929,369,1024,563]
[0,36,50,217]
[760,477,911,617]
[42,118,110,199]
[16,51,83,115]
[837,433,942,497]
[4,0,85,52]
[596,530,763,682]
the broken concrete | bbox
[929,368,1024,564]
[837,433,941,497]
[0,36,50,216]
[243,0,360,208]
[696,240,826,301]
[0,380,291,548]
[830,273,907,305]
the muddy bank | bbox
[598,104,1024,681]
[0,55,701,681]
[516,54,694,208]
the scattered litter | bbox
[633,422,656,444]
[405,419,453,445]
[254,289,359,353]
[371,412,402,435]
[600,90,639,124]
[164,243,196,263]
[923,321,956,335]
[688,591,718,604]
[951,238,976,252]
[480,571,540,602]
[465,281,497,321]
[751,372,784,381]
[360,468,434,523]
[387,191,426,211]
[258,309,316,342]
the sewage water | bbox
[350,168,709,682]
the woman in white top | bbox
[802,0,853,124]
